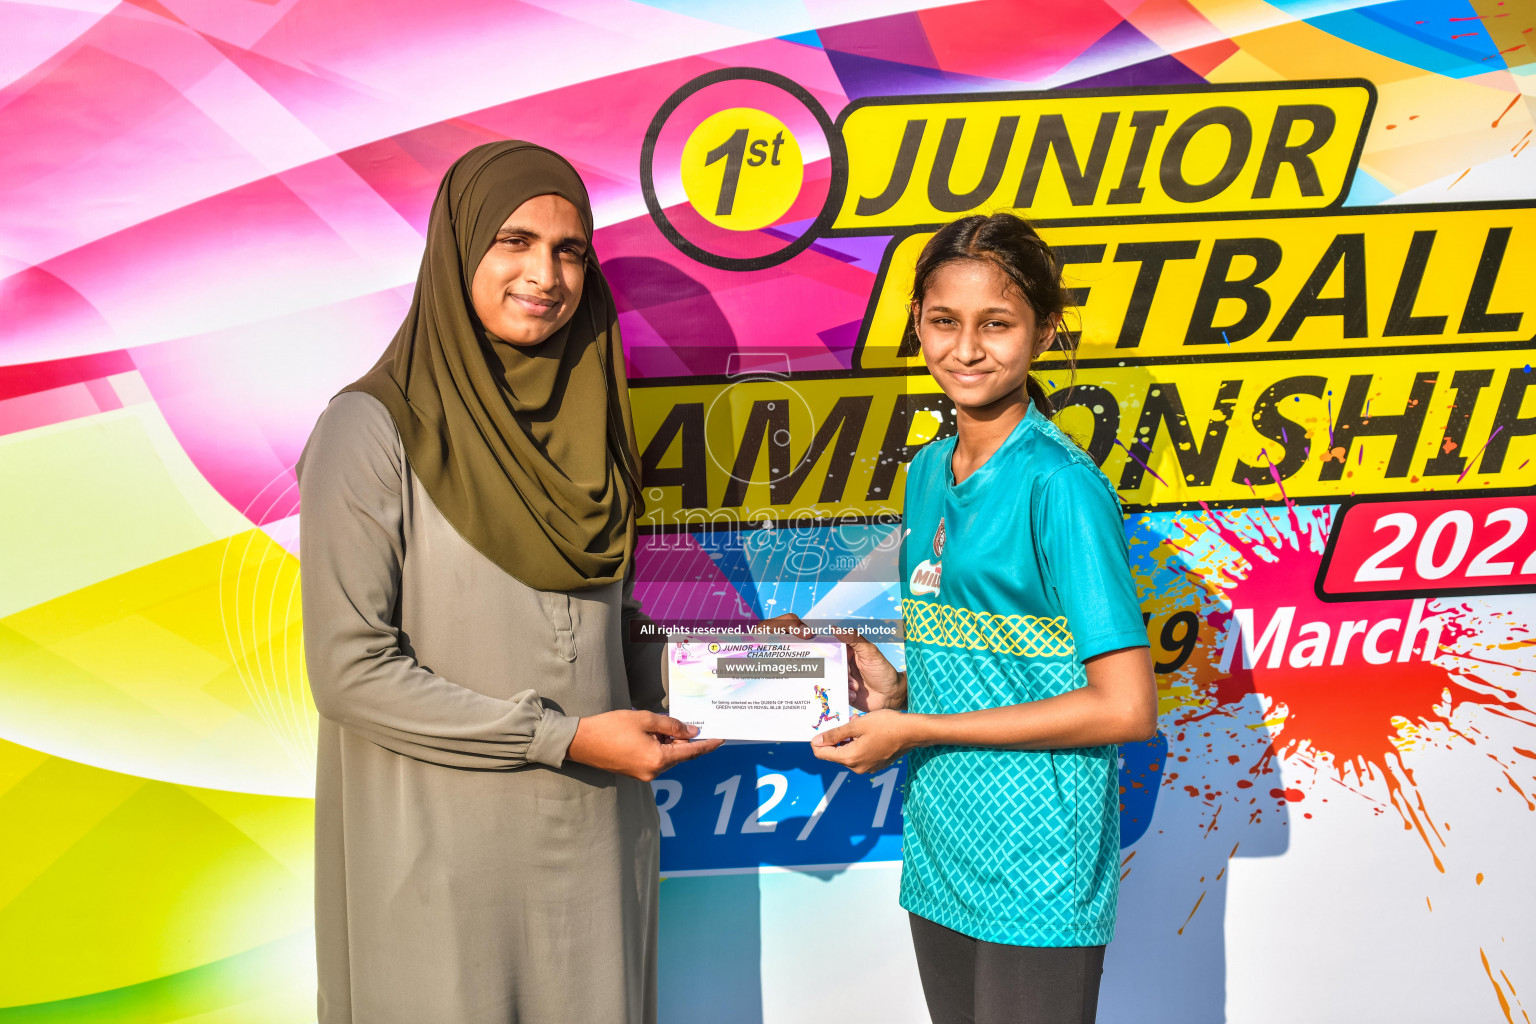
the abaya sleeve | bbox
[620,573,667,714]
[298,393,579,769]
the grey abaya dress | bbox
[298,391,666,1024]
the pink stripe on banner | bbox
[0,382,109,437]
[0,349,134,401]
[83,376,124,413]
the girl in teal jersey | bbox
[788,213,1157,1024]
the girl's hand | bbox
[758,613,906,712]
[810,709,914,774]
[839,629,905,712]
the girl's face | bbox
[471,194,588,346]
[914,259,1056,414]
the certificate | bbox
[667,638,851,742]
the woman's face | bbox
[470,194,588,346]
[915,259,1055,413]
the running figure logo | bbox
[812,685,841,730]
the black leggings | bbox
[909,914,1105,1024]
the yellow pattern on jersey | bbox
[903,598,1076,658]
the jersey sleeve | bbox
[1036,462,1148,663]
[900,440,941,587]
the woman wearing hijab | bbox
[298,141,720,1024]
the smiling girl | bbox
[807,212,1157,1024]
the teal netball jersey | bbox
[898,403,1148,947]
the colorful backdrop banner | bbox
[2,1,1534,1022]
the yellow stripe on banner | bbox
[856,205,1536,370]
[0,739,310,1007]
[833,83,1372,229]
[0,404,252,618]
[904,598,1076,657]
[0,535,314,798]
[630,348,1536,524]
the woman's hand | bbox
[810,709,916,774]
[567,710,722,781]
[758,613,906,712]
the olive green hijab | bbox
[343,141,640,591]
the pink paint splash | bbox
[1162,503,1536,870]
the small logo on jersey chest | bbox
[910,558,942,596]
[911,517,945,595]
